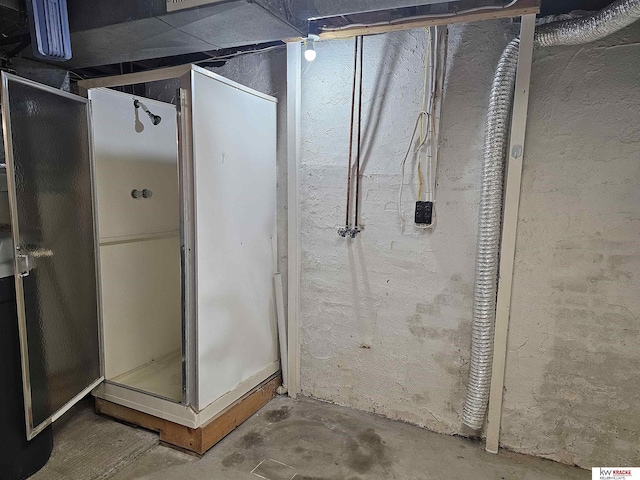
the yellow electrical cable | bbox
[417,28,430,201]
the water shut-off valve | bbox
[337,226,360,238]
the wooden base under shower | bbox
[95,374,282,455]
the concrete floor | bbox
[33,395,590,480]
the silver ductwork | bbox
[535,0,640,47]
[463,37,520,431]
[463,0,640,431]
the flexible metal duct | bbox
[463,0,640,431]
[536,0,640,46]
[463,38,520,431]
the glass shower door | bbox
[1,72,102,440]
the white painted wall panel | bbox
[191,69,278,410]
[89,88,179,239]
[100,236,182,379]
[202,50,289,328]
[90,88,182,384]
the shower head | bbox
[133,99,162,126]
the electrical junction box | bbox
[415,201,433,225]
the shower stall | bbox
[1,64,279,452]
[90,88,184,403]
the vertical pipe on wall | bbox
[345,37,359,228]
[354,36,364,230]
[286,41,302,397]
[485,14,536,454]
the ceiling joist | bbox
[314,0,540,40]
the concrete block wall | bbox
[502,22,640,468]
[298,22,512,435]
[298,19,640,468]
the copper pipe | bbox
[345,37,359,227]
[354,36,364,229]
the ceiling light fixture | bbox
[304,35,319,61]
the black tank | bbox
[0,275,53,479]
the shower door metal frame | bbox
[177,77,197,408]
[1,72,105,440]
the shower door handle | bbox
[16,253,30,278]
[16,247,53,278]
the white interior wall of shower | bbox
[89,87,182,401]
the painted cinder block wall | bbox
[298,19,640,468]
[298,23,502,436]
[502,21,640,468]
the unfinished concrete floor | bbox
[32,395,589,480]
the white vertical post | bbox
[286,41,302,398]
[485,14,536,454]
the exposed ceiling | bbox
[0,0,621,77]
[64,0,482,68]
[64,0,301,68]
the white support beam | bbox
[485,14,536,454]
[286,41,302,398]
[77,64,191,90]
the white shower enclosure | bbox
[1,64,279,440]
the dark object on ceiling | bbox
[0,0,21,34]
[26,0,72,61]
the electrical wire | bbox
[68,70,86,81]
[398,111,427,226]
[193,44,286,65]
[399,26,446,230]
[429,25,448,227]
[417,27,431,202]
[426,27,437,205]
